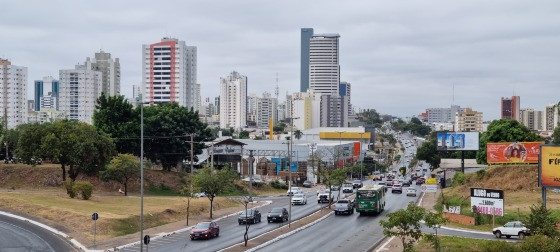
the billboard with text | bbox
[487,142,544,164]
[539,145,560,188]
[437,132,479,151]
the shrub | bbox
[451,172,466,187]
[270,180,288,190]
[476,169,486,180]
[64,180,76,198]
[521,235,560,252]
[73,181,94,200]
[479,239,521,252]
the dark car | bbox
[318,194,332,203]
[302,180,312,188]
[238,209,262,224]
[267,207,289,223]
[190,221,219,240]
[352,180,363,189]
[416,178,425,185]
[403,181,411,187]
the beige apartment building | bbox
[455,108,483,132]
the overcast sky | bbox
[2,0,560,120]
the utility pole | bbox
[249,150,254,201]
[359,132,365,180]
[288,101,294,228]
[140,96,145,252]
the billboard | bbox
[436,132,479,151]
[539,145,560,188]
[486,142,544,164]
[470,188,504,216]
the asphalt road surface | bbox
[120,190,352,252]
[0,214,76,252]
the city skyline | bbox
[2,0,560,120]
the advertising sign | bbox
[421,184,437,193]
[539,145,560,188]
[443,205,461,214]
[486,142,544,164]
[470,188,504,216]
[426,178,437,185]
[437,132,479,151]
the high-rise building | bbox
[521,108,545,131]
[339,81,352,116]
[424,105,464,124]
[309,33,340,95]
[219,71,247,130]
[85,50,120,96]
[214,96,220,115]
[277,102,286,122]
[300,28,314,92]
[247,93,258,124]
[455,108,483,132]
[545,104,559,132]
[292,91,321,130]
[34,76,59,111]
[256,92,278,129]
[58,65,102,124]
[501,96,520,121]
[132,84,142,106]
[0,59,27,129]
[320,94,349,127]
[194,83,201,112]
[142,37,197,108]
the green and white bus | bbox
[355,185,386,215]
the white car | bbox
[406,188,417,197]
[287,187,302,196]
[291,194,307,205]
[493,221,530,239]
[342,184,354,193]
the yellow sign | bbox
[426,178,437,185]
[320,132,371,140]
[540,145,560,187]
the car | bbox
[267,207,289,223]
[352,180,363,189]
[493,221,530,239]
[392,184,403,194]
[193,192,207,198]
[331,185,340,191]
[377,181,388,192]
[403,181,411,187]
[302,180,312,188]
[334,199,354,215]
[287,187,302,196]
[386,180,394,187]
[190,221,219,240]
[291,193,307,205]
[238,209,262,224]
[416,178,425,185]
[318,193,333,203]
[406,188,417,197]
[316,187,331,196]
[342,183,354,193]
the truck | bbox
[318,192,334,204]
[334,199,354,215]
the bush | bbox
[64,180,76,198]
[270,180,288,190]
[479,239,521,252]
[521,235,560,252]
[452,172,466,187]
[476,169,486,180]
[73,181,94,200]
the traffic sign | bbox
[92,212,99,221]
[426,178,437,185]
[421,184,437,192]
[144,235,150,245]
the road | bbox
[120,190,352,252]
[257,131,424,252]
[0,214,76,251]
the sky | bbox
[2,0,560,120]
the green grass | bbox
[146,185,183,196]
[416,236,521,252]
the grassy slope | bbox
[415,236,520,252]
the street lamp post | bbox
[140,97,145,252]
[359,132,365,181]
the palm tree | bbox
[294,130,303,140]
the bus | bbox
[355,185,386,215]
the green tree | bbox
[93,95,138,155]
[3,128,21,159]
[423,211,448,252]
[476,119,543,164]
[357,109,382,127]
[527,202,559,238]
[239,130,250,139]
[141,103,212,171]
[416,132,442,169]
[294,130,303,140]
[192,165,238,218]
[100,153,140,196]
[273,122,286,133]
[553,125,560,144]
[380,202,445,252]
[15,123,49,165]
[315,168,347,208]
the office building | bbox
[58,65,102,124]
[34,76,59,111]
[521,108,545,131]
[247,93,258,124]
[214,96,220,115]
[501,96,520,121]
[320,94,349,127]
[291,91,320,130]
[0,59,27,128]
[424,105,464,124]
[455,108,483,132]
[339,81,352,115]
[219,71,247,130]
[300,28,314,92]
[256,92,278,129]
[142,37,197,108]
[194,83,201,112]
[309,33,340,95]
[85,50,120,96]
[132,84,142,106]
[277,102,286,122]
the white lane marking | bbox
[0,210,87,251]
[375,236,395,252]
[109,200,272,251]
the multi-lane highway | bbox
[120,191,352,252]
[0,214,76,251]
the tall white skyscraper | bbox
[142,37,197,108]
[59,65,102,124]
[219,71,247,130]
[0,59,27,128]
[85,50,120,96]
[309,33,340,95]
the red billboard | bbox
[487,142,544,164]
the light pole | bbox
[308,143,317,183]
[248,150,254,202]
[359,132,365,181]
[336,131,345,170]
[140,96,145,252]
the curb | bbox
[0,210,88,251]
[109,200,272,251]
